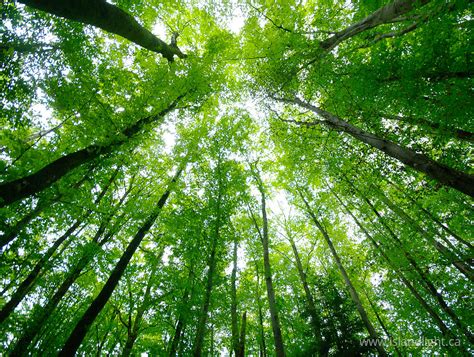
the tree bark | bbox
[58,166,183,356]
[299,190,388,357]
[252,170,286,357]
[278,96,474,197]
[254,263,267,357]
[18,0,186,61]
[320,0,430,51]
[0,97,181,207]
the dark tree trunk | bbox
[236,311,247,357]
[0,219,82,325]
[0,98,181,207]
[192,232,218,356]
[287,233,322,347]
[18,0,186,61]
[58,167,183,356]
[299,191,388,357]
[255,263,267,357]
[278,97,474,197]
[230,237,239,356]
[252,171,285,357]
[320,0,430,51]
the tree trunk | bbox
[18,0,186,61]
[121,249,163,357]
[374,186,473,281]
[378,112,473,143]
[192,232,218,356]
[237,311,247,357]
[331,188,464,349]
[349,183,473,343]
[230,237,239,356]
[320,0,430,51]
[278,97,474,197]
[58,166,183,356]
[255,263,267,357]
[299,190,388,357]
[0,219,82,325]
[388,179,473,249]
[287,233,322,347]
[0,97,181,207]
[252,171,286,357]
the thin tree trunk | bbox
[237,311,247,357]
[252,170,286,357]
[349,183,473,343]
[388,179,473,249]
[169,268,195,357]
[331,188,463,348]
[299,190,388,357]
[378,112,473,142]
[277,97,474,197]
[255,263,267,357]
[58,166,183,356]
[192,231,218,356]
[0,97,181,207]
[122,249,163,357]
[374,186,473,281]
[18,0,186,61]
[287,233,322,347]
[0,220,82,325]
[320,0,430,51]
[230,237,239,356]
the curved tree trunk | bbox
[18,0,186,61]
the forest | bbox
[0,0,473,355]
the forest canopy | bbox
[0,0,473,355]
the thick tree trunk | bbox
[18,0,186,61]
[237,311,247,357]
[331,189,463,347]
[0,98,181,207]
[58,167,182,356]
[279,97,474,197]
[320,0,430,51]
[253,172,286,357]
[287,233,322,347]
[230,237,239,356]
[299,191,388,357]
